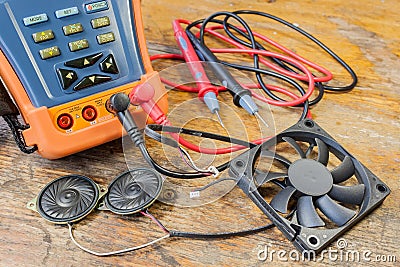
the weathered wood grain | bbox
[0,0,398,266]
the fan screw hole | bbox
[307,235,320,247]
[376,184,387,193]
[29,203,34,207]
[235,160,244,168]
[304,120,314,128]
[163,189,176,200]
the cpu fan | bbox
[98,168,163,215]
[229,119,390,254]
[261,135,365,228]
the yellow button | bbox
[68,39,89,52]
[96,32,115,45]
[39,46,61,60]
[63,23,84,36]
[32,30,54,43]
[91,16,110,29]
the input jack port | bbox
[57,113,74,130]
[82,106,97,122]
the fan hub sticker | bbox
[288,159,333,196]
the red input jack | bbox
[82,106,97,122]
[57,113,74,130]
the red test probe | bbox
[172,20,225,127]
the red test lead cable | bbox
[150,54,312,114]
[196,24,333,83]
[128,83,311,155]
[154,19,332,109]
[129,83,262,154]
[151,48,316,107]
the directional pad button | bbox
[57,69,78,89]
[73,74,112,91]
[100,54,119,74]
[65,52,103,69]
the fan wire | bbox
[140,210,170,234]
[68,223,170,257]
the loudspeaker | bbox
[102,168,163,215]
[28,175,103,224]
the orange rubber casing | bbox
[0,0,167,159]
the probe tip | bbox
[254,112,269,128]
[215,110,225,128]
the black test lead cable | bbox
[196,10,357,94]
[186,17,312,121]
[207,17,326,106]
[231,10,358,92]
[107,93,257,179]
[185,23,270,127]
[198,11,288,109]
[185,11,357,120]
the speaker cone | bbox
[35,175,99,224]
[105,168,163,214]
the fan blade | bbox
[270,186,296,213]
[260,150,292,168]
[297,196,325,228]
[315,138,329,165]
[282,137,306,158]
[331,156,355,183]
[254,170,287,186]
[316,195,356,226]
[329,184,365,205]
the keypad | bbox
[0,0,148,110]
[59,52,116,90]
[23,1,119,91]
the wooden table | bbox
[1,0,399,266]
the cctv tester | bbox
[0,0,167,159]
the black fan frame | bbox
[34,175,100,224]
[228,119,390,254]
[103,168,163,215]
